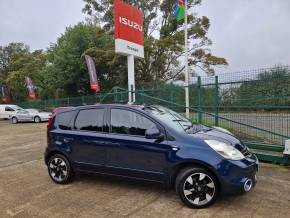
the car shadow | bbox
[73,171,243,207]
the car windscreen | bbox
[144,105,193,132]
[10,105,23,110]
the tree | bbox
[47,23,127,97]
[236,67,290,107]
[82,0,227,83]
[4,50,47,101]
[0,42,29,81]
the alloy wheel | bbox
[183,173,215,206]
[34,116,41,123]
[48,157,68,182]
[12,117,17,124]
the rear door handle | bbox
[107,142,120,147]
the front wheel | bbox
[11,117,18,124]
[47,154,73,184]
[175,167,218,208]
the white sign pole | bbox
[127,55,135,103]
[184,0,190,118]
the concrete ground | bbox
[0,120,290,218]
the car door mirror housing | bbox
[145,128,164,140]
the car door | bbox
[105,107,172,183]
[5,106,15,119]
[17,110,32,121]
[68,107,108,172]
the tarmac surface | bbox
[0,120,290,218]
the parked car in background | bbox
[10,109,51,124]
[0,104,23,119]
[45,104,258,208]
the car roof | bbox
[74,103,145,111]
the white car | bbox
[0,104,23,119]
[10,109,52,124]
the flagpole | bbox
[184,0,190,118]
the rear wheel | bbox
[175,166,218,208]
[34,116,41,123]
[47,154,73,184]
[11,117,18,124]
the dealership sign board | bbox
[114,0,144,58]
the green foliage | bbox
[4,50,47,101]
[46,23,124,97]
[235,67,290,107]
[0,42,30,85]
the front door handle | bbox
[170,145,179,151]
[63,138,73,143]
[94,141,120,147]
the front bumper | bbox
[216,153,259,195]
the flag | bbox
[174,0,185,21]
[1,86,8,103]
[25,77,37,99]
[85,55,100,92]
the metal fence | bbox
[17,66,290,162]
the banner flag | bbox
[1,86,8,103]
[85,55,100,92]
[25,77,37,99]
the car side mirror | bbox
[145,127,164,140]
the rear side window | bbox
[58,111,76,130]
[75,108,105,132]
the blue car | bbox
[45,104,258,208]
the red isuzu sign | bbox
[114,0,144,58]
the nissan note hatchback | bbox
[45,104,258,208]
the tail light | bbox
[47,116,53,129]
[47,108,58,129]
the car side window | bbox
[75,108,105,132]
[5,107,14,112]
[58,111,77,130]
[111,109,156,136]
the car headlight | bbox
[205,139,244,160]
[213,126,233,135]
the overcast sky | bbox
[0,0,289,73]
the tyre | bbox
[34,116,41,123]
[11,117,18,124]
[175,166,218,208]
[47,154,73,184]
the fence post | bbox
[170,82,174,103]
[44,99,47,111]
[120,90,124,102]
[198,76,202,123]
[141,85,145,104]
[113,87,118,103]
[214,75,219,126]
[131,84,134,103]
